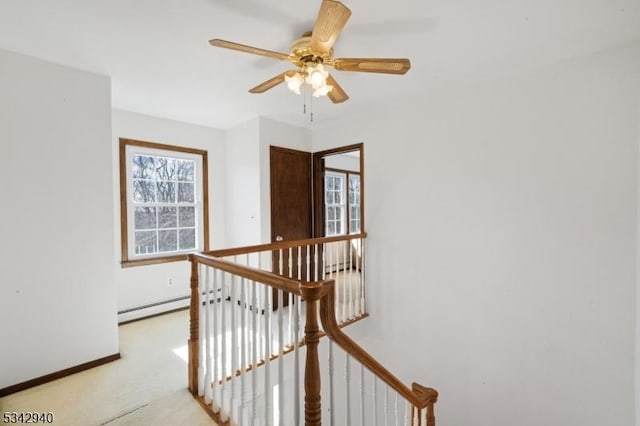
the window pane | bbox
[177,160,195,182]
[156,181,176,203]
[155,157,176,180]
[178,182,195,203]
[133,155,156,179]
[335,177,342,191]
[335,191,342,204]
[326,191,334,204]
[326,176,334,190]
[328,207,335,220]
[327,222,335,235]
[134,207,156,230]
[158,229,178,252]
[133,179,156,202]
[135,230,157,254]
[179,228,196,250]
[335,220,342,234]
[349,175,360,190]
[158,207,177,229]
[179,206,195,227]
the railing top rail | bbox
[189,252,320,296]
[318,280,437,410]
[204,232,367,258]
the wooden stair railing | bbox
[188,234,438,425]
[319,279,438,426]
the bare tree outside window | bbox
[119,138,209,267]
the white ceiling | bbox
[1,0,639,129]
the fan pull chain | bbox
[303,84,307,115]
[301,81,314,123]
[310,94,314,122]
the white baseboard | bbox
[118,296,190,323]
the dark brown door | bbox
[270,146,312,308]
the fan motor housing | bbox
[290,32,333,65]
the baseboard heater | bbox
[118,295,191,324]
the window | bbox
[325,170,361,236]
[119,138,209,266]
[348,174,361,233]
[325,172,345,236]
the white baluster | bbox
[277,288,284,425]
[329,340,335,426]
[337,242,345,324]
[349,237,355,321]
[204,265,212,404]
[305,245,311,281]
[384,384,389,426]
[356,237,362,316]
[322,242,327,280]
[293,292,300,426]
[231,262,239,420]
[314,243,320,282]
[288,247,294,345]
[288,247,293,277]
[360,364,365,426]
[342,239,349,321]
[265,284,273,426]
[346,353,351,426]
[240,276,247,425]
[361,237,367,315]
[212,269,220,413]
[220,271,228,422]
[198,264,205,397]
[373,376,378,426]
[251,279,259,425]
[395,390,399,426]
[405,400,410,426]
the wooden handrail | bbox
[188,237,438,425]
[205,232,367,258]
[189,253,304,295]
[318,279,437,411]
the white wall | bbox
[111,110,227,318]
[0,49,118,388]
[312,43,640,426]
[324,152,360,172]
[258,118,312,243]
[224,118,261,247]
[223,117,311,248]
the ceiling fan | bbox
[209,0,411,104]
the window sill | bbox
[121,254,189,268]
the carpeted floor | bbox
[0,309,215,425]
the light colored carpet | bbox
[0,310,215,425]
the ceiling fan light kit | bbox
[209,0,411,112]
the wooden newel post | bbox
[302,283,324,426]
[412,383,438,426]
[188,254,200,395]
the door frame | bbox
[312,142,365,238]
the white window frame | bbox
[325,171,346,236]
[348,174,361,234]
[120,138,208,267]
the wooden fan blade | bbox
[326,75,349,103]
[310,0,352,54]
[209,39,290,61]
[333,58,411,74]
[249,71,298,94]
